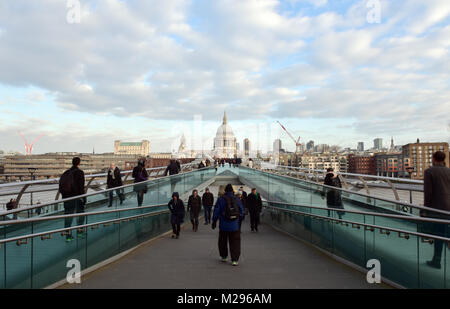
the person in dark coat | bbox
[212,184,244,266]
[246,188,262,232]
[323,168,345,219]
[59,157,86,242]
[202,188,214,225]
[132,159,148,207]
[165,159,181,192]
[107,163,124,207]
[168,192,185,239]
[188,189,202,232]
[422,151,450,269]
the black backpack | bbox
[59,169,75,196]
[223,196,240,221]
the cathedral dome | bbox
[213,111,237,158]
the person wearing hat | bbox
[212,184,244,266]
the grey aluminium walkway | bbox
[62,219,389,289]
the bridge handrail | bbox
[0,206,170,246]
[0,165,212,217]
[1,200,449,247]
[270,164,424,184]
[0,162,197,189]
[240,166,450,217]
[263,204,450,242]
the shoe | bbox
[426,260,441,269]
[221,257,227,263]
[171,234,175,239]
[66,236,74,243]
[232,261,239,266]
[204,222,209,225]
[176,235,179,239]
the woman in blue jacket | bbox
[168,192,185,239]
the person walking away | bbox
[132,160,148,207]
[202,188,214,225]
[248,159,254,169]
[246,188,262,232]
[165,159,181,192]
[107,163,124,207]
[422,151,450,269]
[198,161,205,169]
[59,157,86,242]
[205,159,211,167]
[212,184,244,266]
[214,160,219,172]
[323,168,345,219]
[168,192,185,239]
[187,189,202,232]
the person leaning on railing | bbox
[421,151,450,269]
[107,163,124,207]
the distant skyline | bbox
[1,1,450,154]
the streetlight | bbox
[28,167,37,206]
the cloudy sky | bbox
[0,0,449,154]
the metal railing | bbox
[239,166,450,217]
[0,164,209,218]
[0,162,198,209]
[262,164,424,205]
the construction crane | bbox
[18,132,44,155]
[277,121,302,154]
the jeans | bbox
[109,189,124,207]
[64,199,85,232]
[204,206,212,224]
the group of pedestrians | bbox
[167,184,263,266]
[215,158,242,168]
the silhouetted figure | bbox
[132,160,148,207]
[168,192,185,239]
[323,168,345,220]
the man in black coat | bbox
[188,189,202,232]
[246,188,262,232]
[132,160,148,206]
[202,188,214,225]
[165,159,181,192]
[323,168,345,219]
[422,151,450,269]
[107,163,124,207]
[59,157,86,242]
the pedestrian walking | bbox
[132,159,148,207]
[212,184,244,266]
[187,189,202,232]
[322,168,345,219]
[246,188,262,232]
[202,188,214,225]
[168,192,185,239]
[107,163,124,207]
[59,157,86,242]
[421,151,450,269]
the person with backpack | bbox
[168,192,185,239]
[212,184,244,266]
[59,157,86,242]
[202,188,214,225]
[322,168,345,219]
[187,189,202,232]
[132,159,148,207]
[107,163,124,207]
[246,188,262,232]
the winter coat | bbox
[132,165,148,192]
[187,195,202,218]
[246,192,262,213]
[424,165,450,213]
[168,198,185,225]
[60,166,85,198]
[165,161,180,176]
[107,167,123,188]
[202,192,214,207]
[324,172,343,207]
[212,192,244,232]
